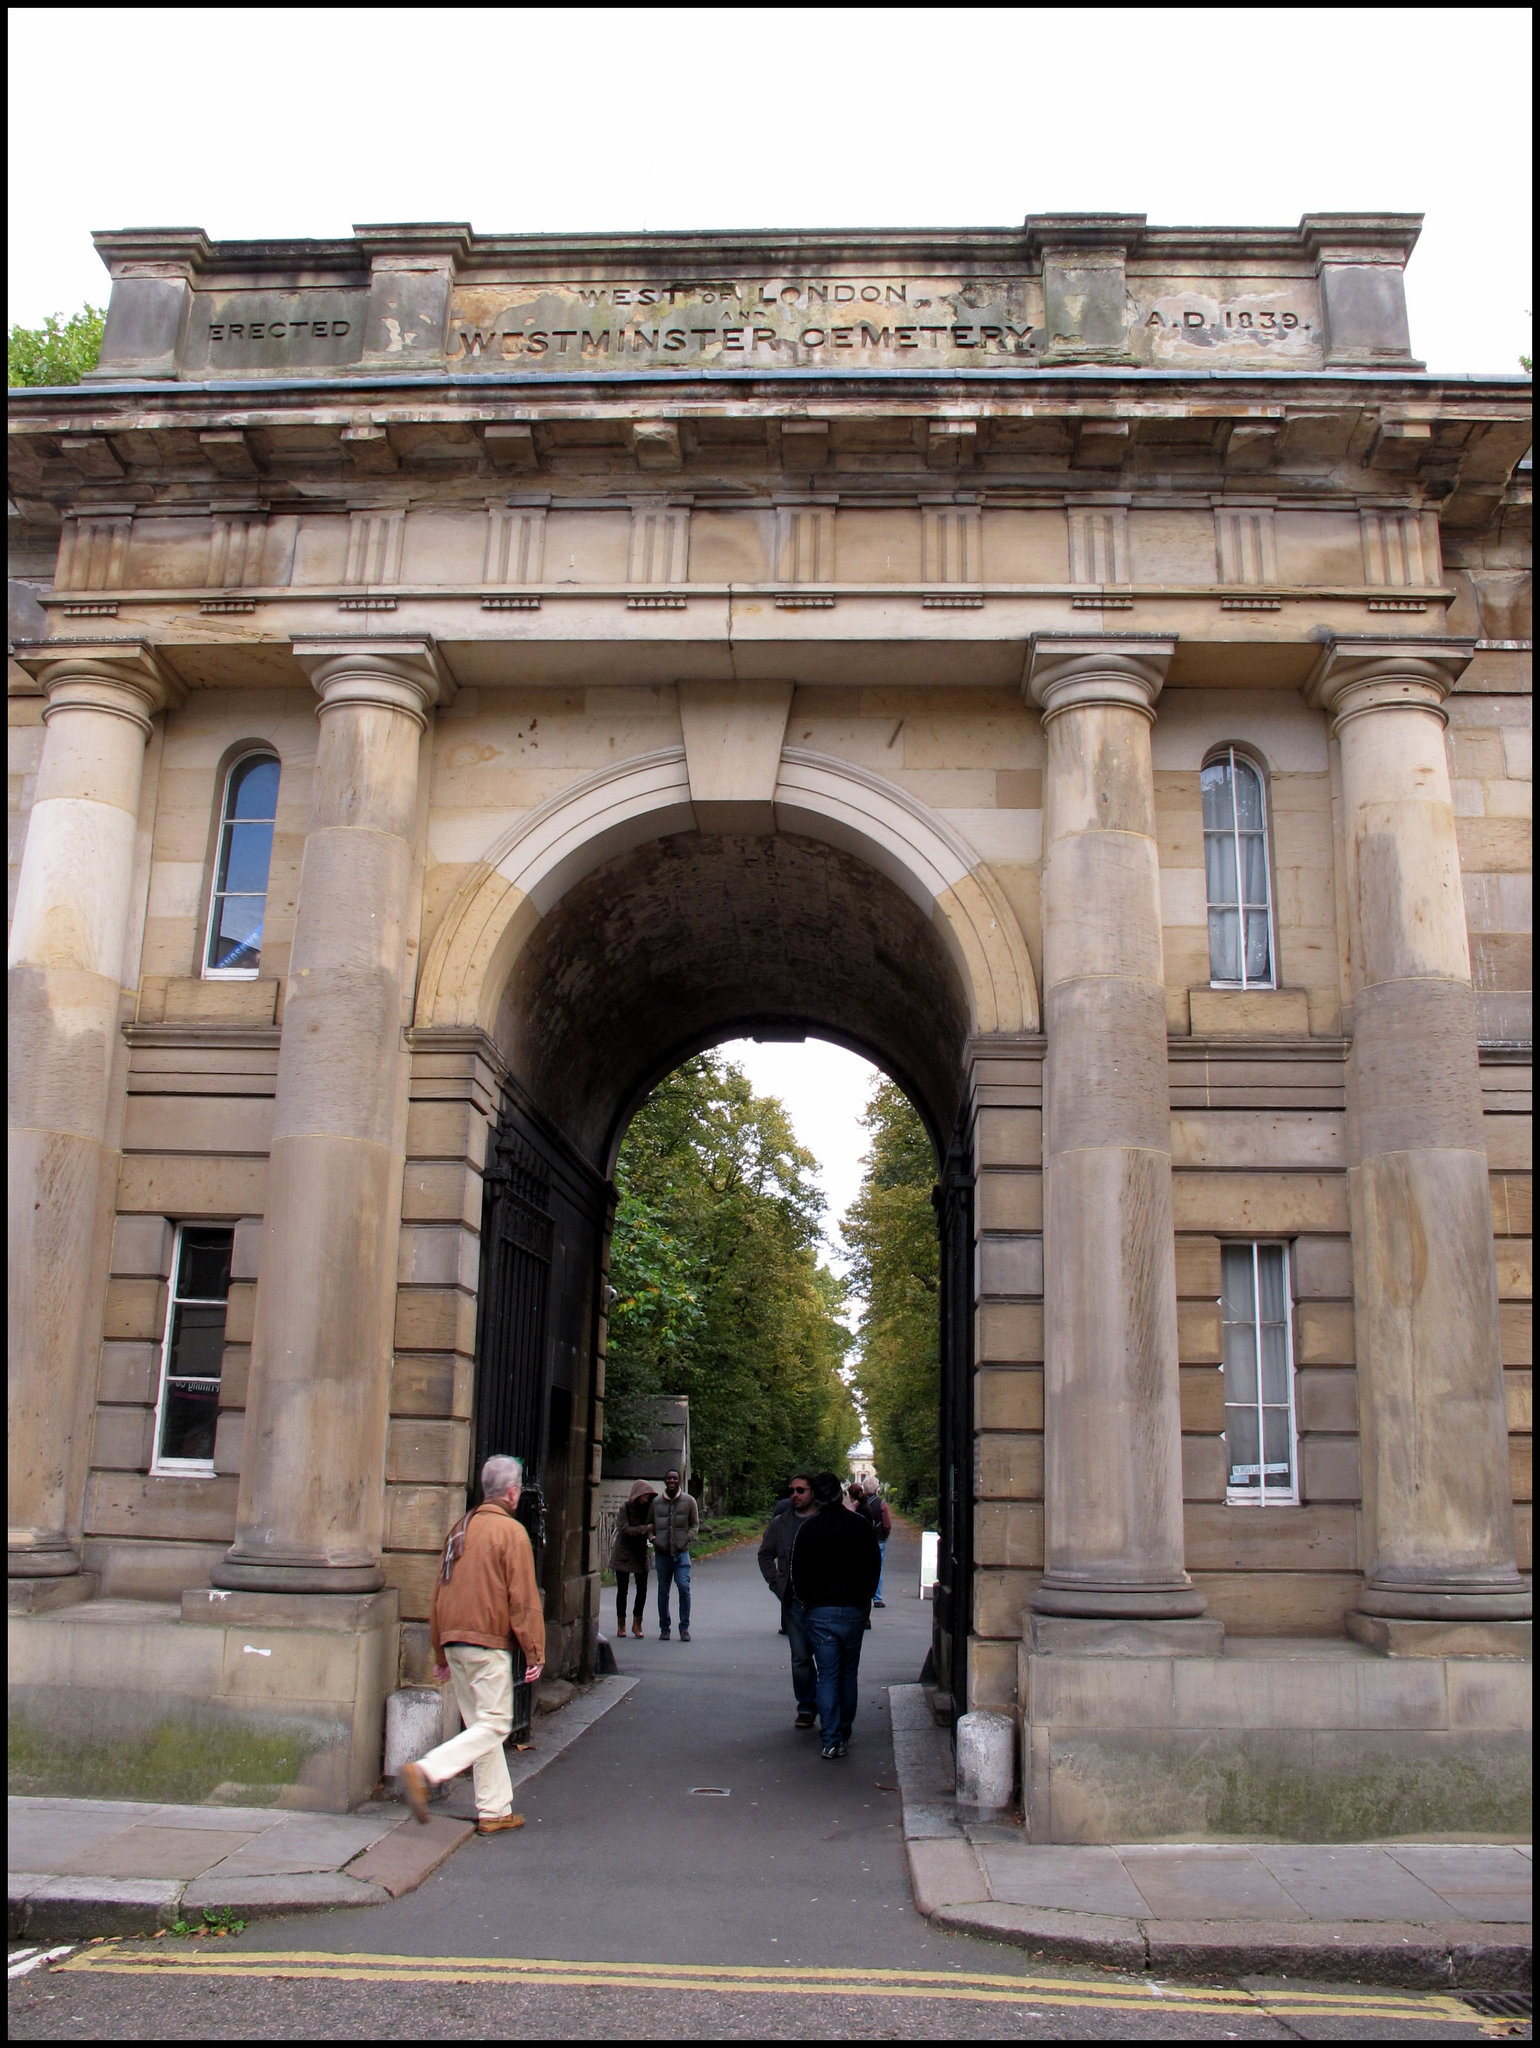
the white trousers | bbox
[416,1643,515,1820]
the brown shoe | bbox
[632,1620,643,1638]
[402,1759,431,1825]
[477,1812,526,1835]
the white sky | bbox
[6,8,1533,373]
[715,1037,884,1319]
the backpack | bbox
[861,1494,886,1533]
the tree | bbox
[605,1054,858,1512]
[8,306,106,388]
[843,1079,940,1514]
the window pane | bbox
[160,1383,219,1462]
[1226,1404,1260,1481]
[228,756,279,822]
[208,897,265,973]
[1232,758,1264,829]
[1255,1244,1287,1322]
[178,1228,233,1302]
[1262,1406,1293,1471]
[1209,907,1240,984]
[1201,759,1233,831]
[1241,911,1268,983]
[1221,1244,1256,1321]
[218,820,277,896]
[1205,830,1238,906]
[167,1301,226,1383]
[1239,830,1269,908]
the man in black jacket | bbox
[789,1470,882,1758]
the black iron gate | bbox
[932,1116,975,1720]
[474,1122,555,1506]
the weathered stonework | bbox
[8,211,1530,1829]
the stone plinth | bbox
[1018,1634,1531,1843]
[9,1590,399,1812]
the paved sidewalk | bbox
[889,1684,1533,1989]
[8,1673,636,1940]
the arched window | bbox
[1201,746,1275,989]
[204,753,279,977]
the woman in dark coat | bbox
[609,1480,656,1637]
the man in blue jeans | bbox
[651,1468,699,1641]
[757,1473,820,1726]
[790,1470,882,1758]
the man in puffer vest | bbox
[404,1454,546,1835]
[651,1468,700,1641]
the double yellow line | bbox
[62,1943,1493,2026]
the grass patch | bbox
[8,1714,319,1804]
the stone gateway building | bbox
[7,213,1531,1836]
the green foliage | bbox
[164,1908,248,1939]
[605,1054,858,1513]
[8,305,106,387]
[844,1079,940,1513]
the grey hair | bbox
[481,1454,524,1499]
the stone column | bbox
[9,642,180,1578]
[213,639,447,1594]
[1310,640,1528,1624]
[1024,636,1208,1626]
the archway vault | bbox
[416,742,1040,1135]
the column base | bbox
[1346,1613,1533,1659]
[1029,1613,1225,1657]
[7,1541,83,1580]
[8,1572,99,1615]
[210,1554,386,1596]
[1355,1577,1531,1623]
[1031,1576,1209,1621]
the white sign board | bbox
[919,1530,940,1600]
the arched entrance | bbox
[419,744,1041,1712]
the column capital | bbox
[14,637,185,734]
[290,636,456,726]
[1305,636,1474,732]
[1024,634,1176,725]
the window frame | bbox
[201,749,280,982]
[149,1221,234,1478]
[1220,1237,1301,1509]
[1201,743,1278,992]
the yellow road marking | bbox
[59,1943,1486,2024]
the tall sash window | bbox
[204,752,279,976]
[1201,747,1275,988]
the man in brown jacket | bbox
[403,1454,545,1835]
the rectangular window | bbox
[1221,1240,1299,1505]
[151,1224,234,1475]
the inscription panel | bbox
[185,291,368,374]
[175,272,1329,377]
[445,276,1045,371]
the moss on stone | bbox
[7,1714,320,1804]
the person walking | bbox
[609,1480,656,1638]
[790,1469,882,1759]
[757,1472,819,1727]
[651,1467,699,1641]
[403,1454,545,1836]
[863,1479,894,1606]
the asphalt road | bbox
[8,1528,1508,2041]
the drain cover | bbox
[1459,1993,1532,2020]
